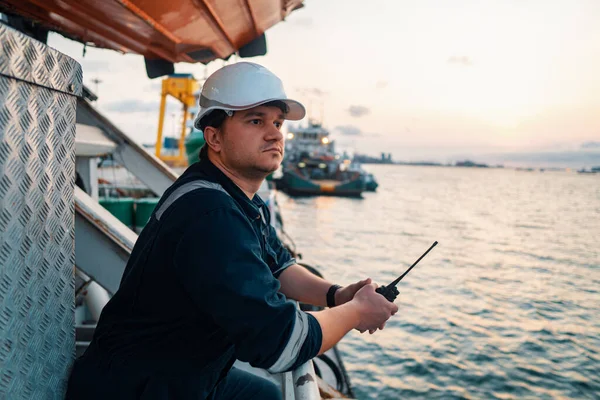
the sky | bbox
[47,0,600,165]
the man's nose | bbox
[266,124,284,141]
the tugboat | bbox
[363,172,379,191]
[577,166,600,174]
[276,121,366,197]
[347,160,379,192]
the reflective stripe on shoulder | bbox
[155,180,230,221]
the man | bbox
[67,62,397,399]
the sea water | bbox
[277,165,599,399]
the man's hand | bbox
[352,283,398,334]
[335,278,372,306]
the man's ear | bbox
[203,126,222,153]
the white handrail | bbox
[292,360,321,399]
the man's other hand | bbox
[335,278,372,306]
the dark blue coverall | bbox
[66,157,322,399]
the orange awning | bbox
[0,0,304,64]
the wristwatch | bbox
[326,284,342,308]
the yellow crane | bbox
[155,73,200,167]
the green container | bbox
[185,129,205,164]
[99,197,134,228]
[134,197,160,231]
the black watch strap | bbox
[326,284,342,308]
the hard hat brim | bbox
[280,99,306,121]
[194,97,306,130]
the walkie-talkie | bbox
[375,241,438,302]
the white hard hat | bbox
[193,62,306,130]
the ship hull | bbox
[277,170,365,197]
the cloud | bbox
[334,125,363,136]
[581,141,600,149]
[447,56,473,67]
[103,100,181,115]
[296,87,327,97]
[104,100,160,113]
[375,80,388,89]
[347,105,370,118]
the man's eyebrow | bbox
[242,111,285,119]
[242,111,265,118]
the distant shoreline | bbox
[353,149,600,171]
[360,162,598,173]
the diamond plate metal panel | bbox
[0,24,82,96]
[0,25,81,400]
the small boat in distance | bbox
[347,160,379,192]
[577,166,600,174]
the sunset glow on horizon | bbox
[47,0,600,165]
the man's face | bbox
[217,105,285,177]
